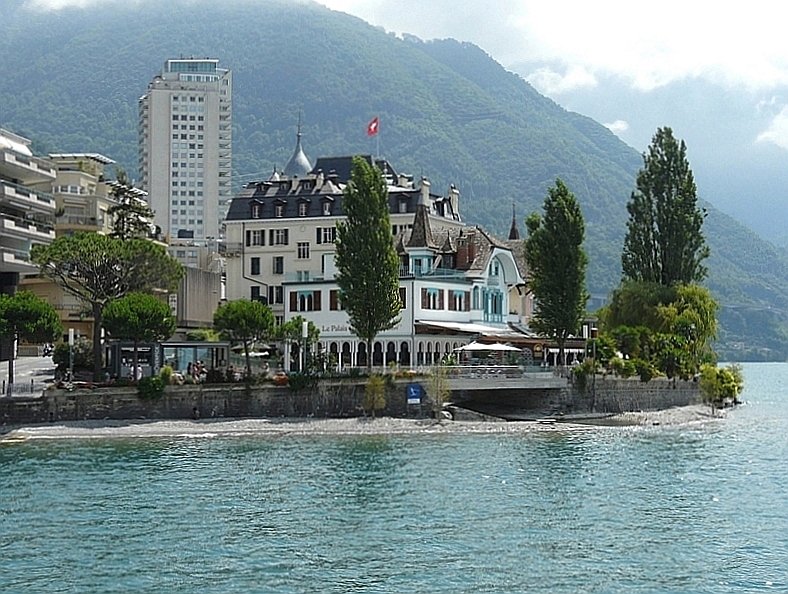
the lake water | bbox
[1,363,786,593]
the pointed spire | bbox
[508,201,520,240]
[283,111,312,177]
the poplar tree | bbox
[524,178,589,366]
[335,156,401,371]
[622,127,709,285]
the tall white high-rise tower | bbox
[138,58,232,244]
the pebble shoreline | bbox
[1,405,725,441]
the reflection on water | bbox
[0,363,786,593]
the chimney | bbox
[419,177,431,207]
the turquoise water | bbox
[1,363,786,593]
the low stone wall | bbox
[0,374,702,426]
[559,375,701,413]
[0,378,428,426]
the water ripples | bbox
[1,363,787,592]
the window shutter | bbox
[421,288,428,309]
[245,230,251,247]
[269,229,274,245]
[316,228,322,244]
[314,290,321,311]
[284,229,289,245]
[465,291,471,311]
[330,290,338,311]
[399,287,406,310]
[289,292,297,312]
[261,229,265,246]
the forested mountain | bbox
[0,0,785,360]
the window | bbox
[297,242,310,259]
[268,285,284,305]
[399,200,408,213]
[250,285,262,302]
[316,227,336,244]
[270,229,289,245]
[421,288,444,310]
[298,202,308,217]
[275,204,284,218]
[273,256,284,275]
[296,270,310,282]
[251,203,262,218]
[250,257,260,275]
[289,290,322,312]
[449,290,470,312]
[330,290,344,311]
[245,230,264,247]
[322,202,332,216]
[399,287,407,310]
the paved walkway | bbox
[0,356,56,396]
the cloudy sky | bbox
[25,0,788,241]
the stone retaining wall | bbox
[0,375,701,426]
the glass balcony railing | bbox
[0,180,54,206]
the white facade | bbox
[138,58,232,245]
[0,128,57,293]
[223,156,526,370]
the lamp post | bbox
[590,326,598,411]
[68,328,74,383]
[301,320,308,373]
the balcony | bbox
[398,266,467,280]
[0,247,37,273]
[0,214,55,242]
[218,241,242,256]
[56,214,105,228]
[0,149,57,184]
[0,180,55,214]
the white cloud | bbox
[604,120,629,135]
[526,66,597,95]
[320,0,788,93]
[756,106,788,150]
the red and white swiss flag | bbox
[366,116,379,137]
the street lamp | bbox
[591,326,598,411]
[68,328,74,383]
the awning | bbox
[416,320,521,337]
[454,341,521,352]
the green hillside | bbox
[0,0,785,360]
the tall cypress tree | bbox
[335,156,401,371]
[622,127,709,286]
[524,178,589,366]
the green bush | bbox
[609,357,637,378]
[634,359,658,382]
[572,359,595,392]
[699,364,744,407]
[363,374,387,417]
[137,376,165,400]
[159,364,174,385]
[288,372,317,392]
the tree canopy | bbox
[31,233,183,380]
[524,178,589,365]
[0,291,62,387]
[213,299,274,378]
[622,127,709,286]
[108,170,157,241]
[103,292,176,380]
[334,156,401,370]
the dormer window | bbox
[298,202,308,217]
[275,204,284,218]
[250,201,262,219]
[323,202,331,216]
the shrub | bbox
[138,376,165,400]
[699,364,744,408]
[159,364,174,385]
[288,372,316,392]
[634,359,658,382]
[572,359,595,392]
[363,374,387,417]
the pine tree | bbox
[335,156,401,371]
[622,127,709,285]
[524,179,589,365]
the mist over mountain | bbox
[1,0,785,359]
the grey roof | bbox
[283,131,312,177]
